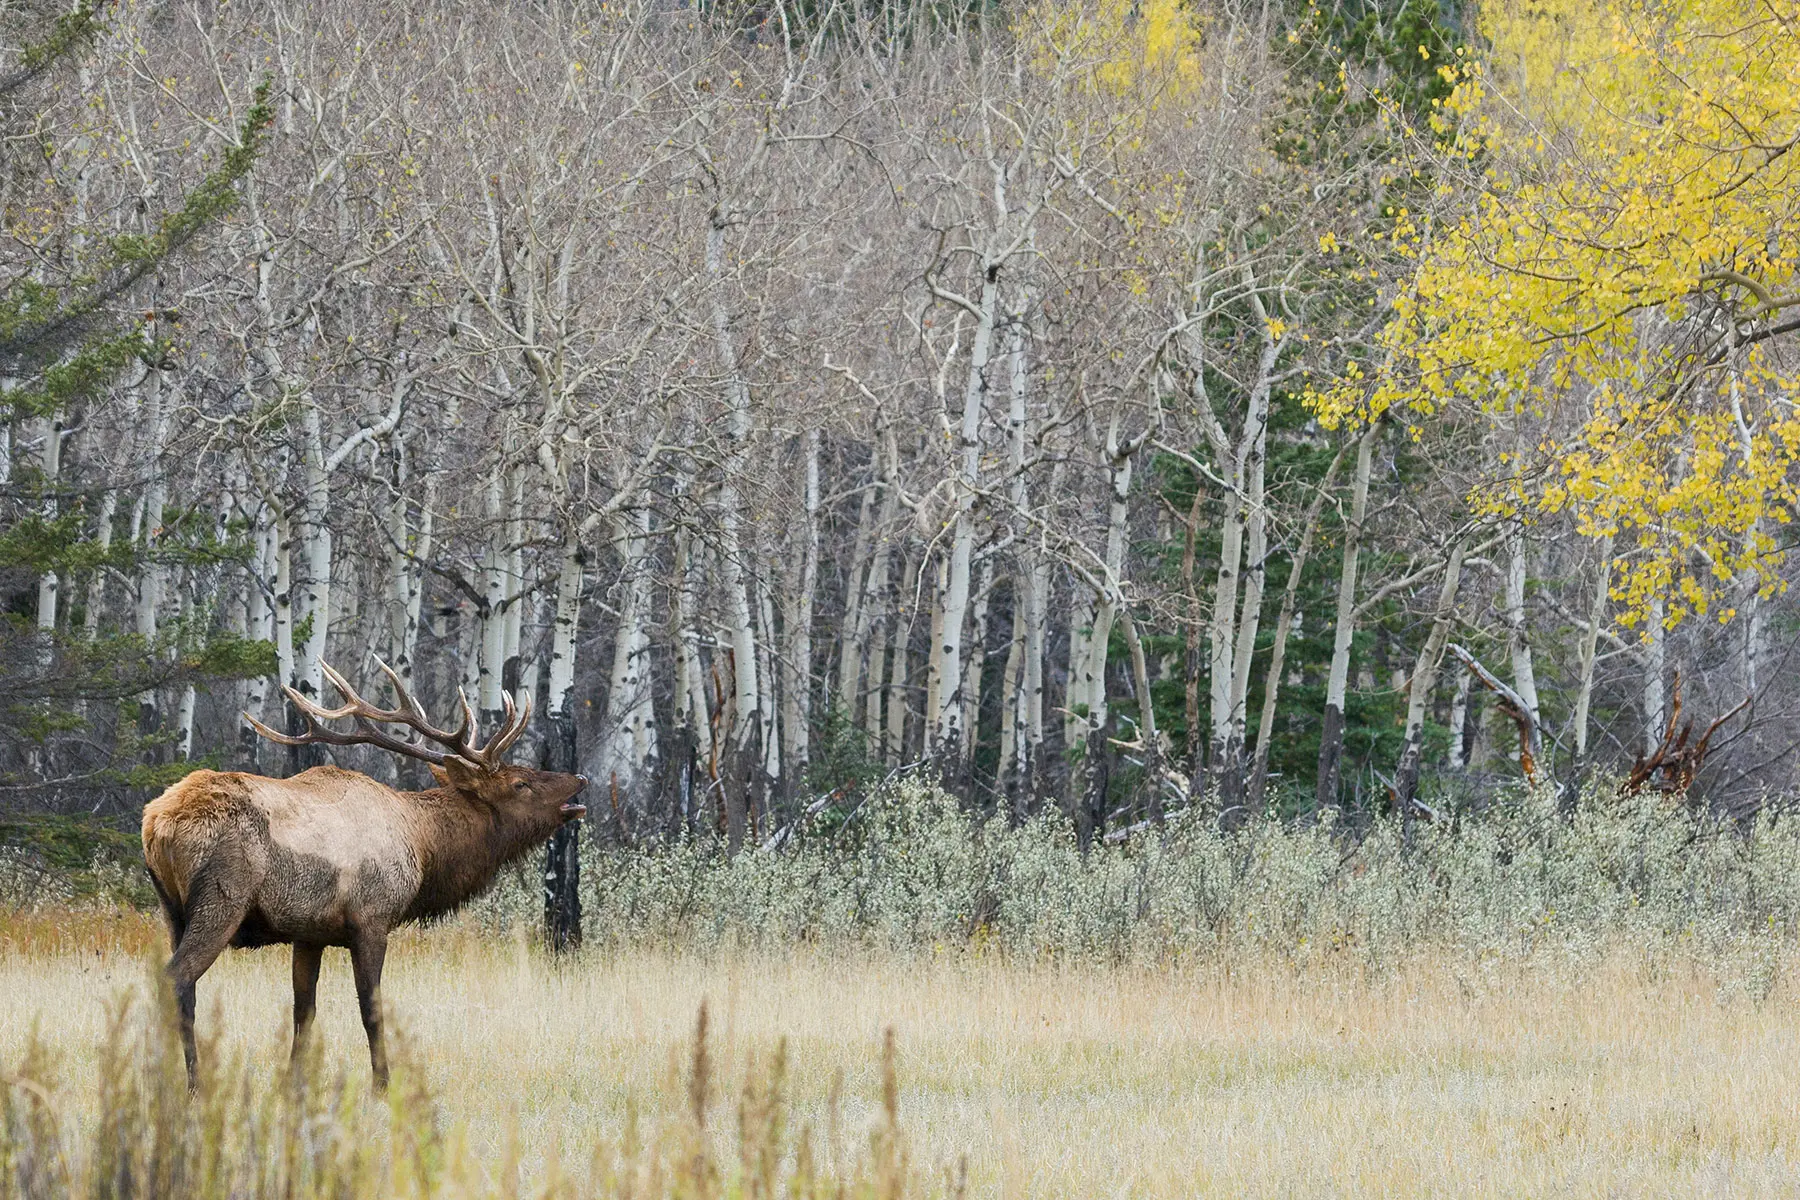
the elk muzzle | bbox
[562,774,588,820]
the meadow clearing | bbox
[4,906,1800,1198]
[8,786,1800,1195]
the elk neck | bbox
[399,785,559,921]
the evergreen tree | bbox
[1,4,273,802]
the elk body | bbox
[141,662,586,1089]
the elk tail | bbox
[147,866,186,952]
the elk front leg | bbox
[291,942,324,1068]
[349,928,390,1090]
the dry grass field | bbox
[4,909,1800,1197]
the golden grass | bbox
[4,914,1800,1197]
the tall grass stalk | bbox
[0,982,925,1200]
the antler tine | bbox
[503,694,534,756]
[330,656,481,765]
[454,689,479,750]
[412,689,488,769]
[284,681,363,728]
[459,692,510,771]
[480,693,533,766]
[243,710,308,746]
[373,657,434,724]
[285,679,362,724]
[319,659,376,709]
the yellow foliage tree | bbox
[1019,0,1204,103]
[1310,0,1800,628]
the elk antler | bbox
[244,659,533,772]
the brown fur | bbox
[142,759,585,1089]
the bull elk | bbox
[141,661,587,1090]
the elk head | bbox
[430,758,590,830]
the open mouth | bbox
[560,803,587,820]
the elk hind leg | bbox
[290,942,324,1070]
[165,872,251,1091]
[349,927,391,1091]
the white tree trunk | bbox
[886,554,919,765]
[866,609,891,759]
[756,575,782,800]
[136,367,168,646]
[834,480,880,717]
[931,269,999,759]
[1573,536,1613,763]
[1643,592,1667,756]
[479,466,509,714]
[784,428,821,781]
[548,526,584,730]
[1447,668,1471,771]
[219,472,245,642]
[503,463,526,712]
[1225,367,1273,768]
[242,504,276,764]
[707,219,765,799]
[387,466,434,691]
[515,591,547,768]
[1208,487,1243,769]
[273,513,295,703]
[1395,540,1468,818]
[1021,522,1050,796]
[927,556,948,745]
[34,417,61,632]
[1212,326,1278,787]
[853,482,899,740]
[82,490,116,640]
[1008,338,1049,805]
[1065,587,1098,753]
[1316,419,1382,807]
[997,606,1025,796]
[960,559,993,768]
[296,401,333,703]
[592,506,661,802]
[672,518,715,770]
[1503,522,1541,727]
[176,678,197,760]
[1076,427,1136,760]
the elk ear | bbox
[429,764,450,787]
[441,758,483,793]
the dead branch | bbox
[1621,674,1751,798]
[1447,643,1540,783]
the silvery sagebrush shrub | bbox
[459,775,1800,979]
[0,847,73,912]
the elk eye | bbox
[513,781,529,792]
